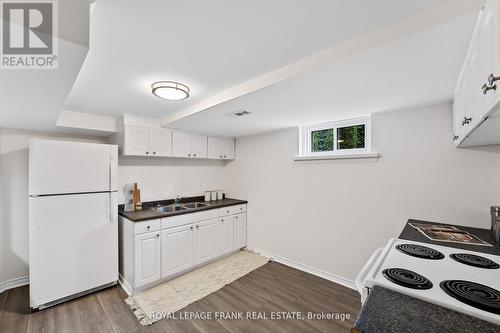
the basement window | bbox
[298,117,376,160]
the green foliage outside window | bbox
[311,129,333,152]
[337,125,365,150]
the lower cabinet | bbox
[218,216,234,255]
[234,213,247,250]
[134,231,161,288]
[120,204,247,293]
[195,219,219,264]
[161,224,194,278]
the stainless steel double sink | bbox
[152,202,210,213]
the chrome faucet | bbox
[174,195,185,205]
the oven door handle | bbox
[355,247,383,294]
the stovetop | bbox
[363,238,500,325]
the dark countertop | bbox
[354,219,500,332]
[400,219,500,255]
[119,196,247,222]
[355,286,500,333]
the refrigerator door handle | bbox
[110,192,118,223]
[109,145,118,191]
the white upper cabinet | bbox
[116,117,234,159]
[172,131,208,158]
[191,134,208,158]
[122,125,172,157]
[207,137,235,160]
[124,125,150,156]
[149,128,173,157]
[172,131,193,157]
[453,0,500,147]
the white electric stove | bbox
[355,238,500,325]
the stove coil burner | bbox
[440,280,500,315]
[382,268,433,290]
[449,253,500,269]
[396,244,445,260]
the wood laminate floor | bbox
[0,262,361,333]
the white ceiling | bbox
[170,11,477,137]
[64,0,443,120]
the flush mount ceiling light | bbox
[151,81,190,101]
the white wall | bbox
[223,103,500,283]
[117,157,226,204]
[0,128,226,285]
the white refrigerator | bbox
[29,139,118,309]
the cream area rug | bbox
[125,251,270,326]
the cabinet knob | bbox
[221,219,224,223]
[482,83,497,95]
[196,225,199,229]
[188,154,191,157]
[147,226,150,230]
[235,216,238,219]
[220,155,223,158]
[453,135,459,141]
[461,116,472,126]
[146,151,149,154]
[193,154,197,157]
[190,226,194,230]
[156,234,160,238]
[488,73,500,86]
[224,155,227,158]
[153,151,157,155]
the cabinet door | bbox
[195,219,218,264]
[191,134,208,159]
[218,216,234,255]
[172,131,192,157]
[233,213,247,250]
[207,137,223,159]
[149,128,172,157]
[124,125,150,156]
[479,1,499,112]
[134,232,161,288]
[222,138,235,160]
[161,224,194,278]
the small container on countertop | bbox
[204,191,211,202]
[211,191,217,201]
[217,190,223,200]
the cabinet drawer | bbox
[192,209,219,222]
[161,213,193,229]
[134,219,160,235]
[220,204,247,217]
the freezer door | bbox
[29,139,117,195]
[29,192,118,308]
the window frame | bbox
[300,116,371,157]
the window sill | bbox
[294,152,380,161]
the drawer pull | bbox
[461,116,472,126]
[482,83,497,95]
[147,226,151,230]
[488,73,500,86]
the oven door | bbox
[355,247,383,303]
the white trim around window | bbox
[299,116,375,158]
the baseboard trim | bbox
[0,276,29,294]
[246,247,356,290]
[118,274,133,296]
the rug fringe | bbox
[125,296,156,326]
